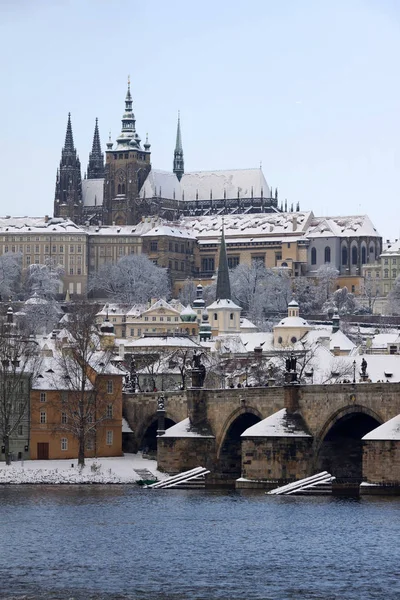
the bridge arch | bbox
[315,404,383,481]
[135,412,179,454]
[216,406,263,482]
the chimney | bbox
[292,215,297,231]
[44,215,49,223]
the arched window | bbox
[214,313,218,321]
[324,246,331,263]
[117,184,121,195]
[278,336,283,344]
[311,247,317,265]
[352,246,358,265]
[369,243,375,255]
[361,246,367,264]
[230,313,234,320]
[342,246,348,266]
[384,269,389,278]
[121,183,126,195]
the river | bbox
[0,485,399,600]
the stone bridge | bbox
[124,383,400,488]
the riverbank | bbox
[0,453,166,484]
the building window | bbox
[175,243,179,253]
[351,285,355,292]
[107,380,113,394]
[181,262,184,271]
[40,411,47,424]
[152,316,156,321]
[86,438,94,450]
[393,258,397,265]
[130,328,134,336]
[35,245,40,253]
[384,258,388,265]
[137,328,141,336]
[40,392,46,403]
[324,247,331,263]
[61,438,68,451]
[150,241,158,252]
[169,242,173,251]
[201,257,215,272]
[384,269,389,278]
[61,412,67,424]
[69,268,74,275]
[107,404,113,418]
[361,246,367,264]
[230,313,234,320]
[393,269,397,279]
[106,431,113,445]
[174,260,178,270]
[26,256,31,265]
[291,336,297,343]
[341,246,348,266]
[70,245,74,253]
[352,246,358,265]
[18,425,23,436]
[77,245,82,253]
[214,313,218,320]
[311,247,317,265]
[60,245,64,253]
[228,256,240,269]
[144,316,148,321]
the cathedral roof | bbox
[306,215,380,238]
[180,168,270,201]
[82,178,104,207]
[0,217,85,234]
[139,169,181,201]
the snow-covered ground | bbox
[0,453,168,484]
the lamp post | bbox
[352,360,356,384]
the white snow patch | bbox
[241,408,311,437]
[0,454,167,484]
[362,414,400,441]
[161,417,214,438]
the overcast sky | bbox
[1,0,399,239]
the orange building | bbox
[30,352,123,460]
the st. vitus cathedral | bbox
[54,79,280,226]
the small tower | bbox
[199,309,212,341]
[216,222,231,301]
[193,284,206,322]
[87,118,104,179]
[173,111,184,181]
[332,309,340,333]
[54,113,83,223]
[102,77,151,226]
[207,223,242,335]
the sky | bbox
[1,0,400,239]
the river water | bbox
[0,485,399,600]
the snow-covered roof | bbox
[0,217,86,234]
[305,215,380,238]
[239,332,275,352]
[181,305,196,317]
[142,225,196,240]
[82,178,104,207]
[122,336,201,349]
[143,298,181,315]
[240,318,258,330]
[139,169,181,201]
[288,299,299,307]
[180,168,270,201]
[86,219,159,236]
[381,240,400,256]
[329,330,356,352]
[216,334,248,354]
[276,316,310,328]
[362,414,400,441]
[32,356,93,391]
[179,212,313,243]
[241,409,311,438]
[370,333,400,349]
[207,298,241,310]
[161,418,214,438]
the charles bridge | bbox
[123,381,400,488]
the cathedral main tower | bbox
[102,79,151,225]
[54,113,83,223]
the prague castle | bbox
[54,79,278,227]
[0,79,382,300]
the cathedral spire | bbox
[116,76,142,149]
[87,118,104,179]
[64,112,75,151]
[216,221,231,300]
[173,111,184,181]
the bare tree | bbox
[52,303,122,466]
[0,253,22,301]
[25,258,64,300]
[315,264,339,304]
[388,275,400,315]
[89,254,170,303]
[0,315,41,465]
[361,276,378,314]
[178,280,197,306]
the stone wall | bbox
[157,437,216,474]
[241,437,314,482]
[363,440,400,485]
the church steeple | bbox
[216,222,231,300]
[87,118,104,179]
[173,111,184,181]
[54,113,83,223]
[115,76,142,150]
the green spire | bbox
[216,222,231,300]
[173,111,184,181]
